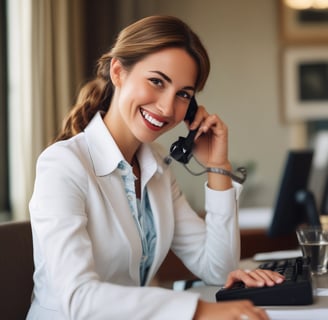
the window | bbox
[0,0,10,218]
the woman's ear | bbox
[110,58,125,87]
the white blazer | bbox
[27,112,242,320]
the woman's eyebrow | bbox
[150,70,172,83]
[150,70,195,91]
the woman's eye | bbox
[177,91,192,100]
[149,78,164,87]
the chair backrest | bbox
[0,220,34,319]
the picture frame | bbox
[279,0,328,44]
[283,46,328,121]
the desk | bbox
[188,259,328,318]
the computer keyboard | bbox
[215,257,313,306]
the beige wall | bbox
[137,0,295,211]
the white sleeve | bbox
[171,180,242,285]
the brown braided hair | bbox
[54,15,210,142]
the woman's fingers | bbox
[250,269,285,286]
[187,105,230,166]
[194,300,270,320]
[225,269,285,288]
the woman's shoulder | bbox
[37,133,88,168]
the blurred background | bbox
[1,0,328,221]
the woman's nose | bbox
[158,94,175,117]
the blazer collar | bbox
[84,112,164,178]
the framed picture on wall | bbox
[283,46,328,121]
[279,0,328,43]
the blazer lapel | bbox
[84,113,143,283]
[144,171,175,284]
[97,174,142,283]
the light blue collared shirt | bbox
[117,160,157,286]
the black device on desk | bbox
[215,257,313,306]
[267,150,321,238]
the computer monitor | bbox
[267,150,319,237]
[320,173,328,215]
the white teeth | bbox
[141,110,164,128]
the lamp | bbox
[284,0,328,9]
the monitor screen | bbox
[320,172,328,215]
[267,150,316,237]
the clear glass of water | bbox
[296,226,328,275]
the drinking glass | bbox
[296,226,328,275]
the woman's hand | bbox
[189,105,229,168]
[193,268,283,320]
[224,269,285,289]
[188,105,233,190]
[193,299,269,320]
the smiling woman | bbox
[27,15,275,320]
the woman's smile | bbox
[140,108,167,130]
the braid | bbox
[54,73,113,142]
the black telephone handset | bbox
[169,97,198,164]
[167,97,247,183]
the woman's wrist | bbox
[208,172,233,190]
[207,162,233,191]
[206,161,232,171]
[206,160,247,188]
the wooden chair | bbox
[0,220,34,319]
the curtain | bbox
[0,0,9,214]
[8,0,84,220]
[7,0,150,220]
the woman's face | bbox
[110,47,198,143]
